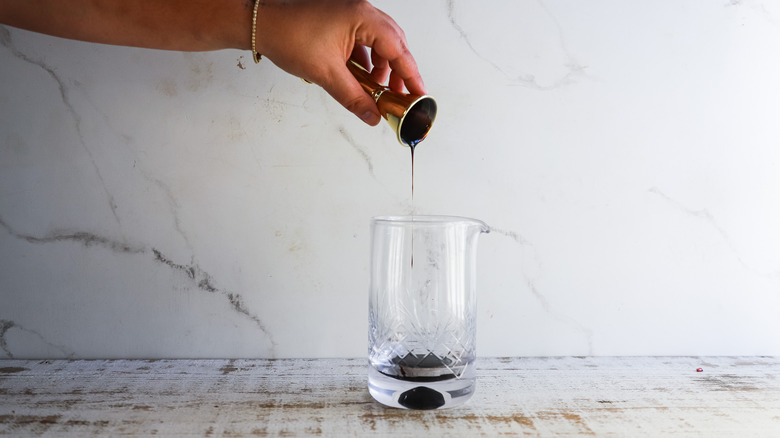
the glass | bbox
[368,215,489,409]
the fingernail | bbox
[360,111,379,125]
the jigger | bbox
[347,60,437,147]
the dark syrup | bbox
[399,119,452,410]
[399,98,434,148]
[411,144,415,200]
[400,99,432,269]
[378,353,453,410]
[379,353,458,382]
[398,386,445,410]
[410,144,416,268]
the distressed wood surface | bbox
[1,357,779,436]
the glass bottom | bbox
[368,365,475,410]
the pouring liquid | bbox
[401,107,429,269]
[400,95,432,268]
[410,144,415,268]
[410,144,415,200]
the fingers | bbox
[384,46,426,96]
[266,0,426,126]
[320,63,382,126]
[388,51,427,96]
[388,70,405,94]
[351,45,371,70]
[324,46,380,125]
[357,6,427,96]
[369,48,391,86]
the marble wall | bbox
[1,0,779,359]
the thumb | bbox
[320,64,381,126]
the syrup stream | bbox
[410,144,415,268]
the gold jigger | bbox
[347,60,437,147]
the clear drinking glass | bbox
[368,215,489,409]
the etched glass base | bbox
[368,356,475,410]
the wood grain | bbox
[1,357,778,436]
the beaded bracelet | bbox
[251,0,262,63]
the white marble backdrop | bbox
[1,0,779,359]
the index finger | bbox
[356,8,427,95]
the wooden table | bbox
[1,357,778,436]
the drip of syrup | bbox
[402,112,428,270]
[410,144,415,268]
[410,144,415,201]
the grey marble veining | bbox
[1,28,122,225]
[649,187,780,279]
[0,216,277,357]
[445,0,587,90]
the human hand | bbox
[254,0,427,126]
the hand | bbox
[0,0,427,126]
[254,0,427,125]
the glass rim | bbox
[371,215,489,230]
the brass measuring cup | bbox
[347,60,437,147]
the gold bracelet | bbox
[251,0,262,63]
